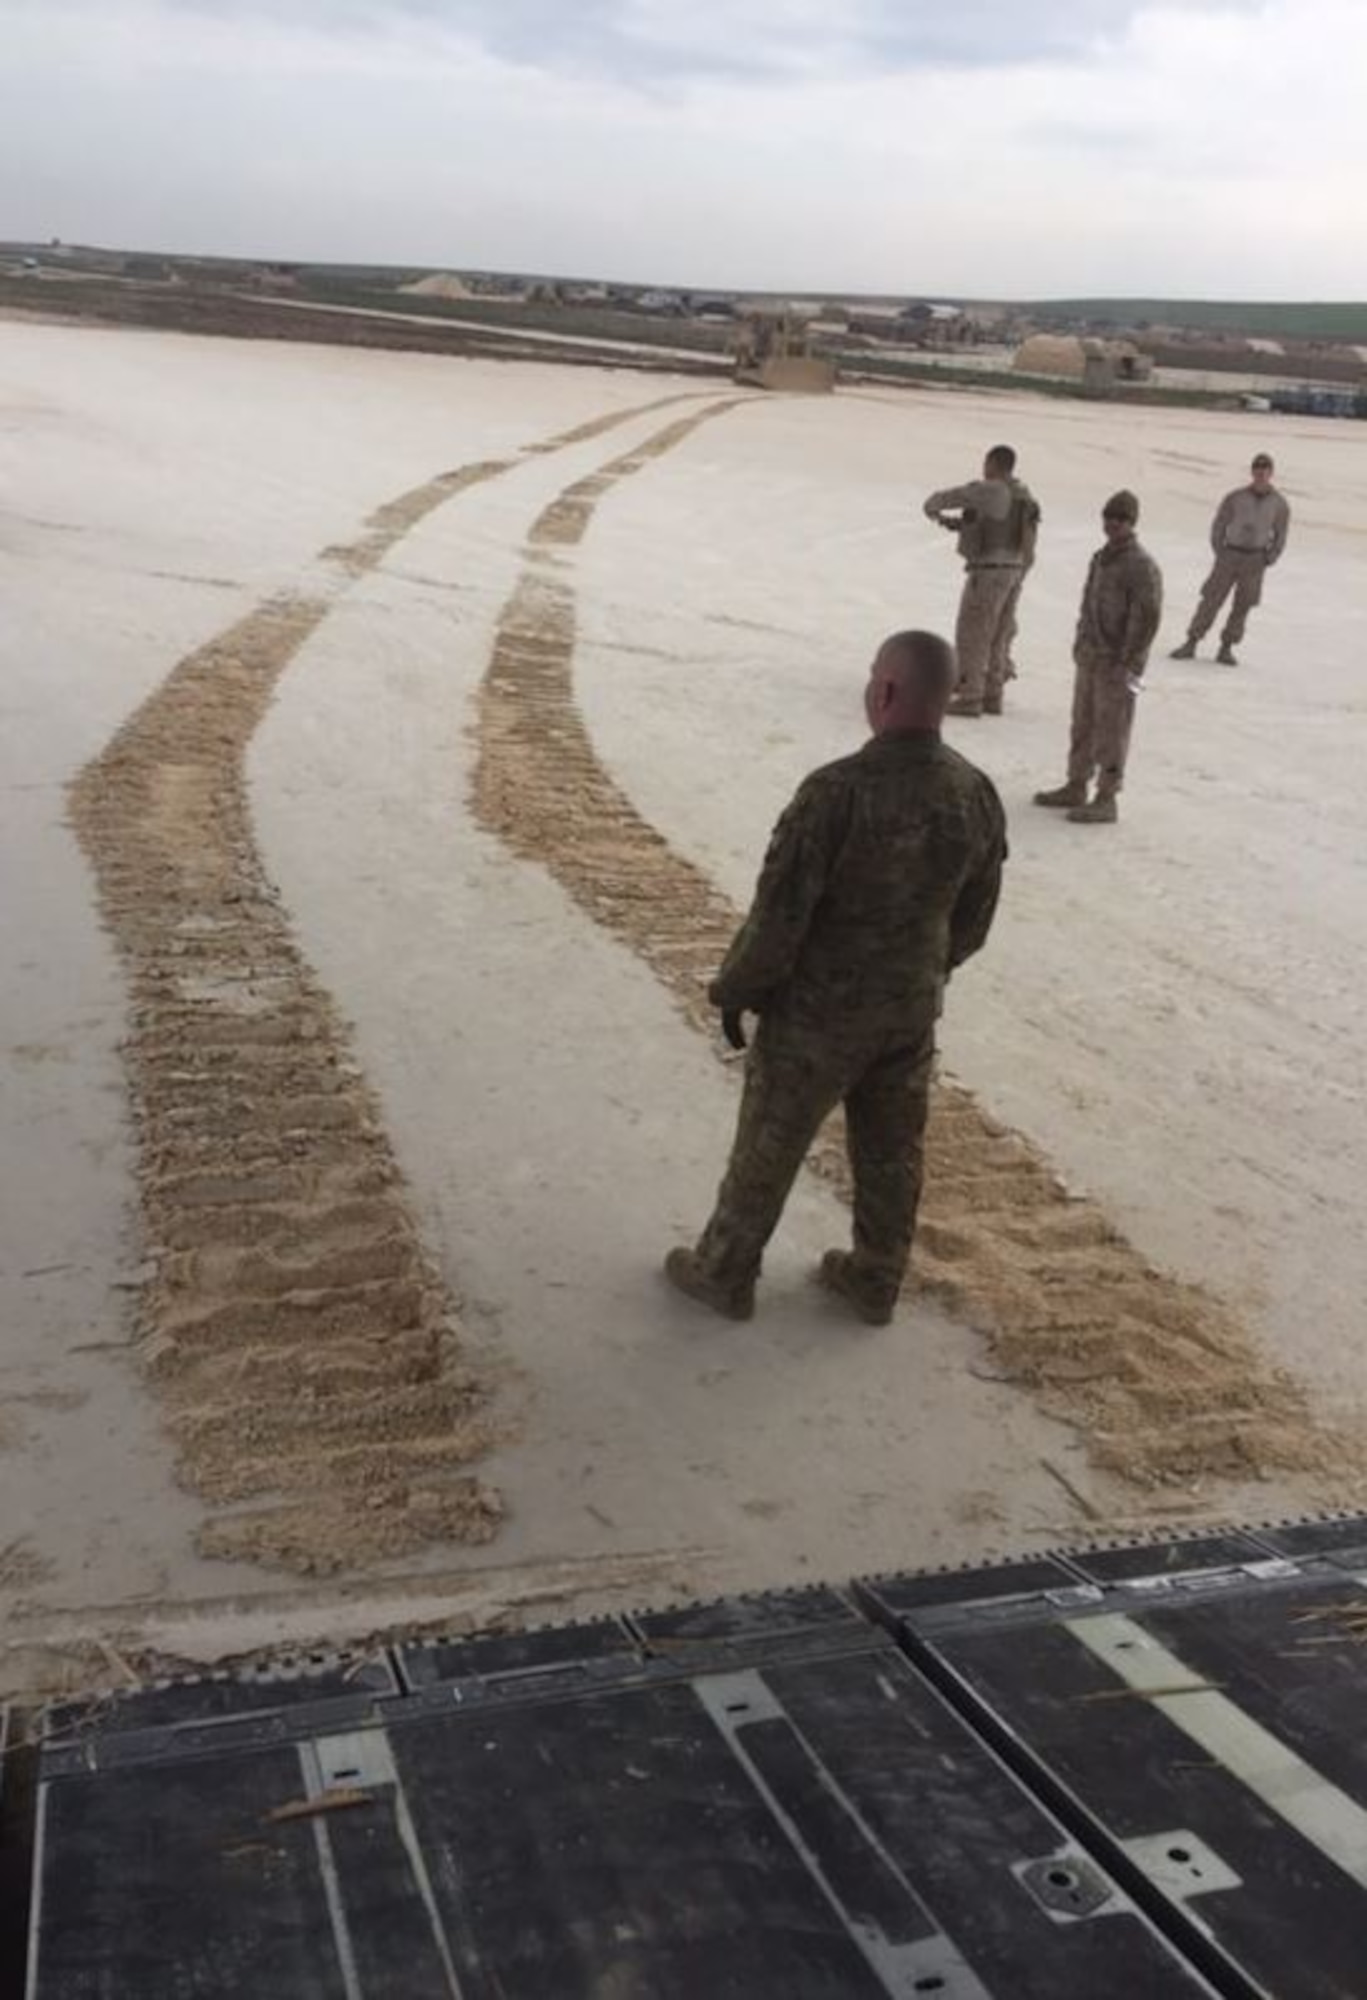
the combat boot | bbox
[982,692,1003,716]
[663,1247,754,1322]
[946,694,982,718]
[1033,782,1086,809]
[816,1250,895,1327]
[1217,642,1238,665]
[1067,795,1118,825]
[1170,638,1197,660]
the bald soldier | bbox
[924,445,1041,717]
[664,631,1006,1326]
[1034,490,1162,826]
[1170,452,1290,665]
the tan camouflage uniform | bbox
[1069,535,1163,798]
[691,734,1006,1310]
[925,476,1040,704]
[998,523,1039,685]
[1186,484,1290,647]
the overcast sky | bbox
[2,0,1363,296]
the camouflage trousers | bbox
[1188,549,1266,645]
[954,564,1022,702]
[693,1009,937,1308]
[1068,650,1136,798]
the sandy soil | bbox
[3,318,1364,1685]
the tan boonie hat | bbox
[1103,489,1139,521]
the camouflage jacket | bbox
[710,733,1007,1023]
[1073,535,1163,674]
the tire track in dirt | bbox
[474,400,1347,1496]
[69,392,702,1575]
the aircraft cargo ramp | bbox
[12,1514,1367,1997]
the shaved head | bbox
[866,629,955,734]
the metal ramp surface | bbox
[21,1516,1367,1997]
[859,1517,1367,1999]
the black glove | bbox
[721,1009,747,1051]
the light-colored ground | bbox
[2,320,1364,1685]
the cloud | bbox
[0,0,1361,294]
[13,0,1264,85]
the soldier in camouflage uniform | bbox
[1170,452,1290,666]
[1034,490,1163,826]
[664,631,1006,1326]
[924,445,1041,717]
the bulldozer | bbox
[733,309,837,392]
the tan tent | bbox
[402,273,474,301]
[1013,333,1089,379]
[1015,333,1153,388]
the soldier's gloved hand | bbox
[721,1009,747,1052]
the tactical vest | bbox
[962,479,1040,567]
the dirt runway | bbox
[4,321,1365,1681]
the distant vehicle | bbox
[733,310,837,393]
[21,256,40,271]
[1270,383,1365,419]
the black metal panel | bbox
[1252,1512,1367,1565]
[1062,1532,1272,1586]
[388,1676,890,1998]
[859,1555,1086,1622]
[27,1614,1211,1998]
[45,1652,397,1744]
[394,1615,637,1691]
[33,1744,349,1999]
[1140,1577,1367,1809]
[0,1700,28,2000]
[312,1791,469,1997]
[903,1568,1367,2000]
[631,1583,856,1645]
[31,1521,1367,1998]
[754,1648,1213,1997]
[38,1694,405,1785]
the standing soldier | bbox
[1170,452,1290,664]
[664,630,1006,1326]
[1034,490,1162,826]
[923,445,1040,717]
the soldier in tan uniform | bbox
[664,630,1006,1326]
[1171,453,1290,665]
[1034,490,1162,826]
[924,445,1040,717]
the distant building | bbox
[687,293,736,320]
[121,255,172,282]
[1013,333,1152,388]
[402,273,475,301]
